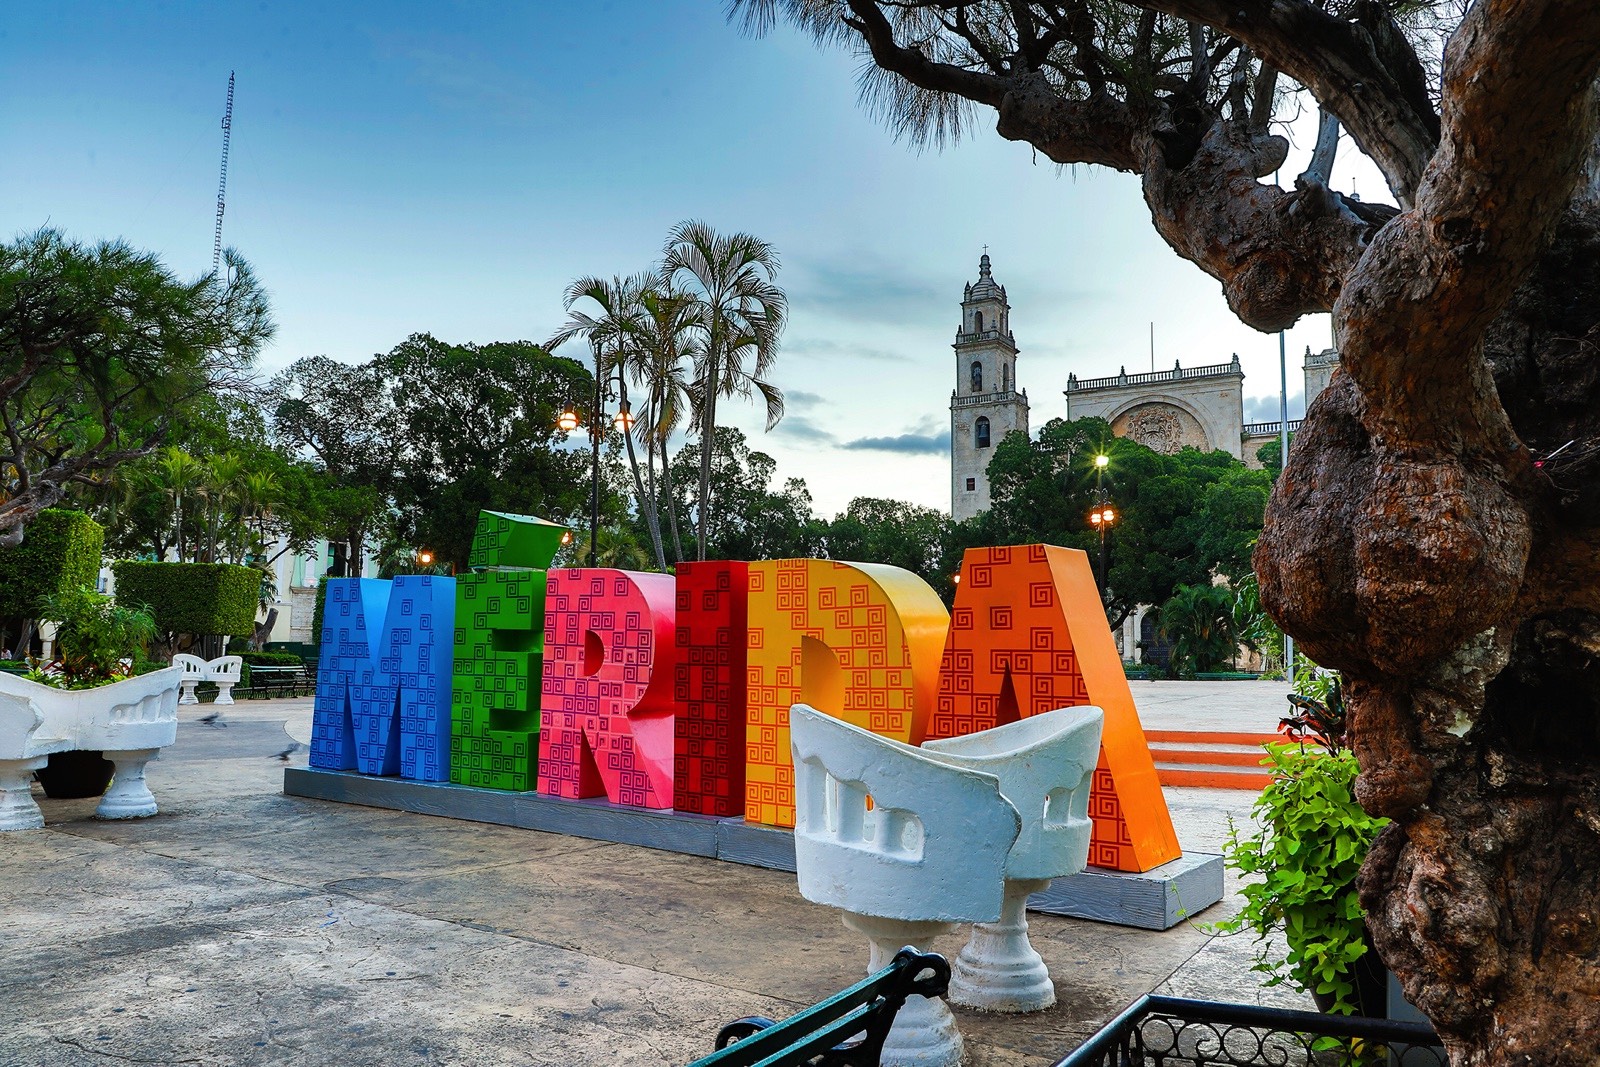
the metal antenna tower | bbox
[212,71,235,275]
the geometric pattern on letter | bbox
[930,543,1180,873]
[538,568,677,809]
[673,561,748,817]
[312,576,454,779]
[448,510,566,792]
[745,558,949,828]
[448,568,546,791]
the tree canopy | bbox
[0,230,272,546]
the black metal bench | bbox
[240,664,313,699]
[688,948,949,1067]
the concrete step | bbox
[1145,730,1280,791]
[1154,762,1275,790]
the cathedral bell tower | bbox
[950,253,1029,520]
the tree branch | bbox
[1124,0,1440,204]
[1336,0,1600,449]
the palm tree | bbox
[546,272,667,571]
[630,284,698,563]
[661,220,787,561]
[1156,583,1238,676]
[152,447,205,562]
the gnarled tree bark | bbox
[742,1,1600,1061]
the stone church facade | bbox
[948,254,1337,519]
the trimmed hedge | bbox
[111,561,258,637]
[241,651,302,667]
[0,509,105,617]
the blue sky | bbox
[2,2,1379,516]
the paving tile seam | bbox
[48,813,623,887]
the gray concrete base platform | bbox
[3,698,1311,1067]
[285,766,1223,930]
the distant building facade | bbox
[947,252,1339,518]
[949,255,1029,521]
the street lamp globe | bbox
[1094,454,1110,469]
[557,407,580,432]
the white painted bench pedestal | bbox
[948,877,1055,1012]
[921,706,1104,1015]
[96,748,161,819]
[842,914,964,1067]
[0,756,49,830]
[789,704,1023,1067]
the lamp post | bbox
[1088,453,1115,591]
[1088,504,1116,590]
[556,345,634,569]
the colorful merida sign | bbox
[311,511,1180,873]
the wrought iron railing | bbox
[1051,996,1446,1067]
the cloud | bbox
[789,254,945,325]
[841,430,951,455]
[783,336,912,363]
[369,31,539,124]
[786,389,827,410]
[771,415,837,444]
[1244,391,1305,423]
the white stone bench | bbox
[790,703,1022,1067]
[0,666,181,830]
[174,654,243,705]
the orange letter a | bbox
[930,544,1180,873]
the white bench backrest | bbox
[920,705,1103,882]
[790,703,1020,924]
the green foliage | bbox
[240,651,302,667]
[110,561,258,638]
[34,586,157,687]
[1216,743,1389,1016]
[0,509,104,618]
[667,427,823,561]
[312,576,330,645]
[970,417,1271,624]
[379,335,594,570]
[0,229,272,540]
[1156,583,1238,675]
[1231,571,1285,673]
[824,497,952,594]
[1255,433,1296,483]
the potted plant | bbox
[0,586,181,830]
[1214,674,1391,1017]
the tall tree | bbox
[0,230,272,545]
[377,334,595,571]
[546,273,667,570]
[743,2,1600,1059]
[268,355,395,577]
[662,221,788,560]
[631,285,699,564]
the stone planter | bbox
[0,667,181,830]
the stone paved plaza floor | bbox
[1,682,1303,1066]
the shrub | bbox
[110,561,258,638]
[240,651,302,667]
[33,586,157,688]
[1214,675,1388,1016]
[0,509,104,618]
